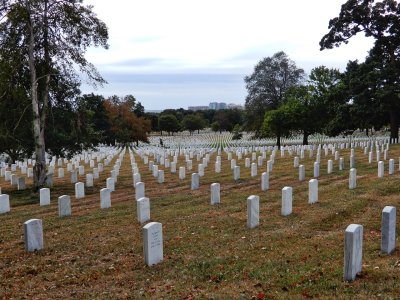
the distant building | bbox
[209,102,218,110]
[188,106,209,111]
[227,103,244,110]
[208,102,227,110]
[188,102,242,111]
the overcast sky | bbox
[81,0,374,111]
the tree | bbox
[302,66,343,144]
[158,114,180,135]
[244,51,305,134]
[0,54,34,162]
[231,124,243,140]
[340,60,387,135]
[103,97,150,145]
[212,109,244,132]
[319,0,400,141]
[181,114,206,135]
[211,121,221,133]
[77,93,110,143]
[261,100,300,149]
[0,0,108,189]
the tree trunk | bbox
[28,9,46,190]
[365,128,369,136]
[389,110,399,143]
[302,131,309,145]
[276,134,281,150]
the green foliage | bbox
[261,100,302,148]
[181,114,206,134]
[231,124,243,140]
[212,109,243,132]
[211,121,220,133]
[0,57,34,162]
[158,114,180,135]
[244,51,304,133]
[320,0,400,140]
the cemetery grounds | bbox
[1,133,400,299]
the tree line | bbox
[244,0,400,148]
[150,108,244,136]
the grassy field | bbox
[1,145,400,299]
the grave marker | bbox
[344,224,363,281]
[143,222,163,266]
[137,197,150,223]
[381,206,396,254]
[247,195,259,229]
[210,183,220,205]
[24,219,43,252]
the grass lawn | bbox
[1,145,400,299]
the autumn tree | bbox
[103,97,150,146]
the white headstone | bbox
[191,173,200,190]
[93,167,99,179]
[100,188,111,209]
[40,188,50,206]
[158,170,164,184]
[261,172,269,191]
[339,157,344,171]
[344,224,363,281]
[251,163,257,177]
[133,173,141,187]
[327,160,333,174]
[10,174,18,186]
[143,222,163,266]
[294,156,299,168]
[75,182,85,199]
[231,159,236,170]
[247,195,259,229]
[135,182,145,200]
[308,179,318,204]
[245,158,250,168]
[349,168,357,189]
[198,164,204,177]
[86,173,94,187]
[78,165,84,175]
[378,161,384,178]
[106,177,115,192]
[215,161,221,173]
[24,219,43,252]
[281,187,293,216]
[58,195,71,217]
[0,194,10,214]
[210,183,220,205]
[313,162,320,178]
[152,165,158,177]
[17,177,26,190]
[381,206,396,254]
[137,197,150,223]
[70,170,78,183]
[389,159,395,175]
[299,165,305,182]
[233,166,240,181]
[170,162,176,173]
[179,167,186,180]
